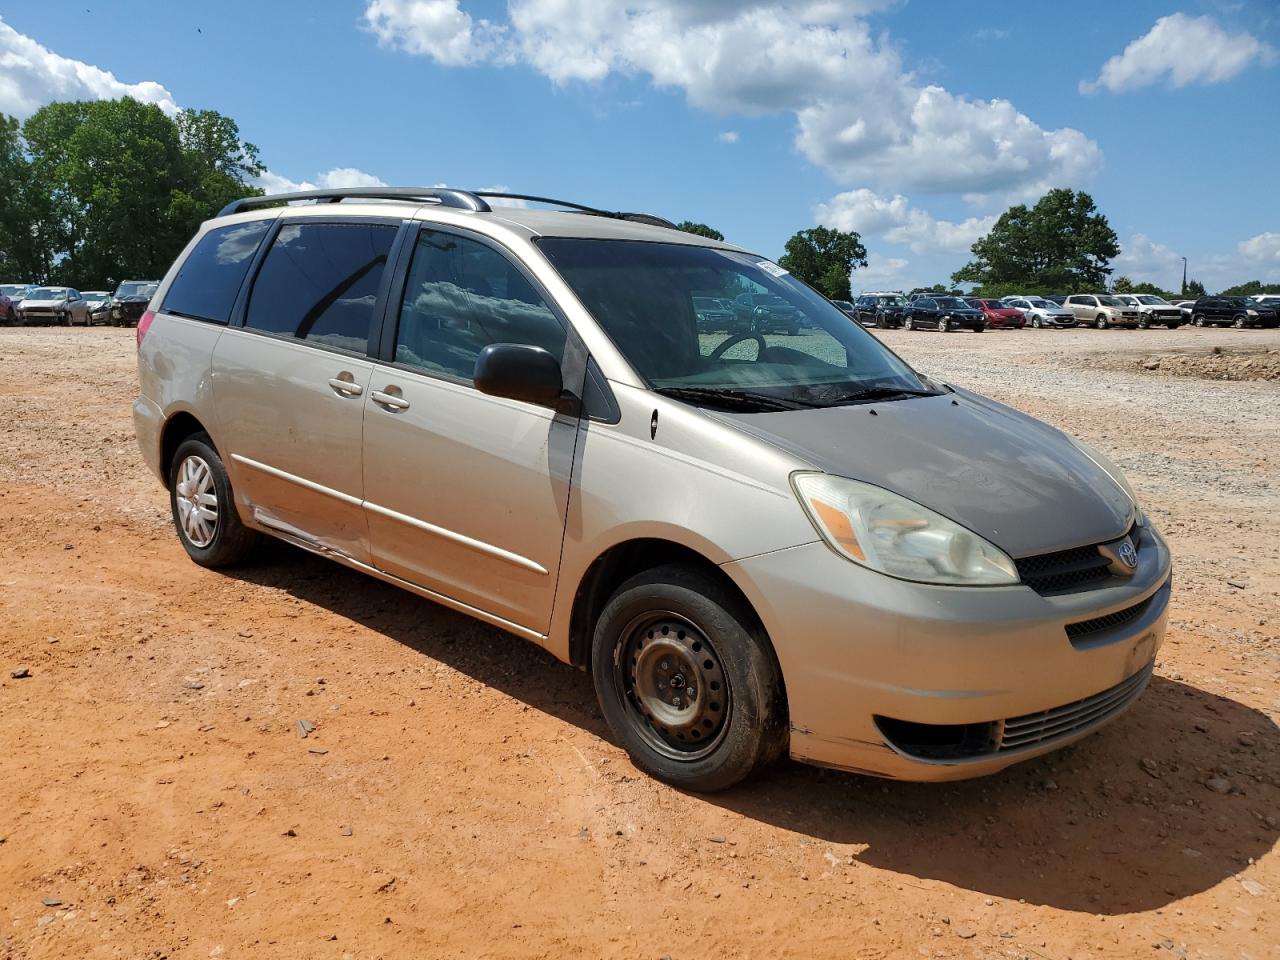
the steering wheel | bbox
[710,332,767,361]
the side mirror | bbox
[473,343,564,407]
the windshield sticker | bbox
[757,260,789,278]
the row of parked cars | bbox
[832,292,1280,332]
[0,280,159,327]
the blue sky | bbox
[1,0,1277,292]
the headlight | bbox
[791,473,1019,586]
[1247,310,1258,316]
[1067,437,1145,526]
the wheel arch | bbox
[160,410,216,480]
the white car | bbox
[1004,296,1077,328]
[1113,295,1183,329]
[1172,300,1196,321]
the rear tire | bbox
[590,564,788,792]
[904,317,915,331]
[168,434,260,568]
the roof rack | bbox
[216,187,491,218]
[215,187,678,230]
[472,192,678,229]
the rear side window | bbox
[245,221,398,354]
[163,220,272,323]
[393,228,566,384]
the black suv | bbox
[733,293,801,335]
[1191,296,1280,329]
[853,293,908,328]
[901,296,985,333]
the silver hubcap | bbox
[175,455,218,548]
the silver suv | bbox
[135,187,1171,791]
[1064,294,1143,329]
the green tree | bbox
[676,221,724,241]
[952,188,1119,292]
[19,97,263,289]
[1219,280,1280,297]
[0,114,51,281]
[777,226,867,301]
[1112,275,1134,293]
[1185,278,1206,297]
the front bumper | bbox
[725,523,1172,780]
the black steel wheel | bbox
[591,564,787,792]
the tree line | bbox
[0,98,263,289]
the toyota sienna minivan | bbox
[134,187,1172,791]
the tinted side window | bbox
[394,229,566,384]
[163,220,272,323]
[245,221,397,354]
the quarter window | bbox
[163,220,272,324]
[394,229,566,383]
[245,221,397,354]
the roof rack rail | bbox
[216,187,491,218]
[473,192,678,230]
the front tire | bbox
[590,565,787,792]
[904,317,915,331]
[1095,314,1110,330]
[168,435,260,568]
[937,317,950,333]
[1233,315,1246,329]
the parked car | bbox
[14,286,88,325]
[1252,294,1280,308]
[1064,294,1142,329]
[854,293,908,328]
[113,282,159,327]
[1044,294,1068,305]
[112,279,160,324]
[78,291,115,326]
[733,292,801,335]
[1,283,33,323]
[693,296,737,333]
[902,296,985,332]
[136,186,1170,791]
[1003,296,1077,329]
[1172,300,1196,322]
[965,298,1025,329]
[829,300,861,327]
[1190,296,1280,328]
[1113,294,1183,329]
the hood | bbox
[987,307,1021,316]
[20,297,62,307]
[719,389,1133,557]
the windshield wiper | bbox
[810,384,941,405]
[653,386,814,412]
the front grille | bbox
[1015,526,1141,595]
[1064,593,1155,642]
[998,665,1152,751]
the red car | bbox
[966,297,1025,329]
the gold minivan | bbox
[135,188,1172,791]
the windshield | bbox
[28,287,65,299]
[538,238,932,407]
[877,295,905,305]
[1098,296,1126,307]
[1,285,30,298]
[1135,295,1169,305]
[83,292,110,302]
[692,297,725,311]
[1025,298,1054,308]
[114,281,155,298]
[935,297,971,309]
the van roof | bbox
[213,187,738,249]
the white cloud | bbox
[853,252,909,291]
[1239,232,1280,264]
[251,167,389,194]
[815,188,994,253]
[1113,233,1184,288]
[718,130,739,143]
[1081,13,1277,94]
[0,15,179,118]
[364,0,1100,199]
[363,0,508,65]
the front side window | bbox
[1098,296,1125,307]
[394,228,566,384]
[164,220,272,323]
[245,221,397,354]
[538,238,930,409]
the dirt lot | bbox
[1,325,1276,960]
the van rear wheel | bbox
[591,564,787,792]
[168,435,260,568]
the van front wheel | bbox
[591,565,788,792]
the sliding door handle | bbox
[371,389,410,411]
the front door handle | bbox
[329,373,363,397]
[371,389,410,411]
